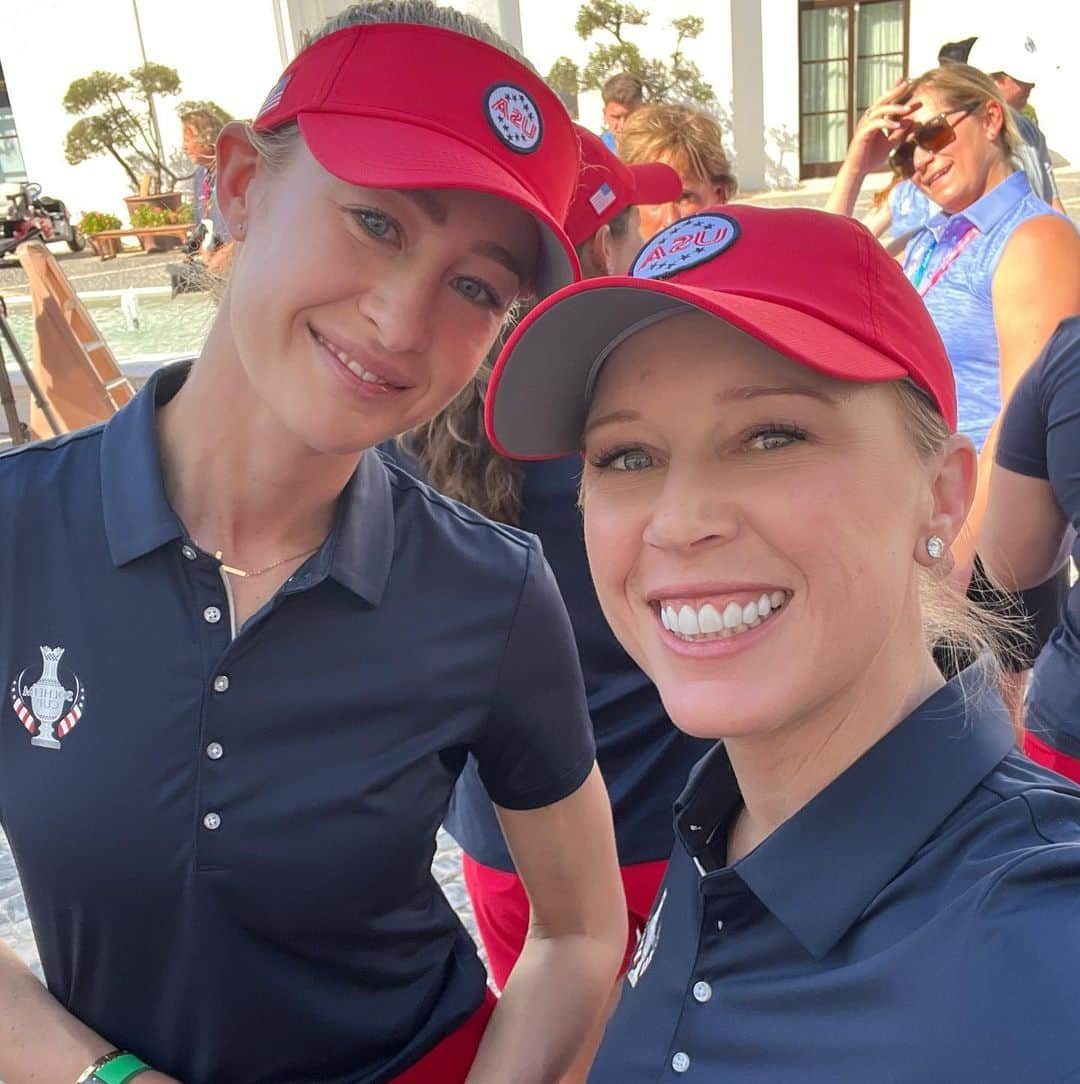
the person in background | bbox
[617,103,736,239]
[384,125,711,1083]
[180,106,231,249]
[980,317,1080,783]
[484,201,1080,1083]
[855,31,1065,255]
[601,72,644,152]
[827,63,1080,722]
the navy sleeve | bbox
[473,538,596,811]
[996,353,1049,479]
[1040,320,1080,528]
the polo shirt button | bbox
[206,742,224,760]
[716,919,725,933]
[672,1052,691,1073]
[213,675,230,693]
[692,980,712,1003]
[181,544,197,561]
[202,812,221,830]
[203,606,222,624]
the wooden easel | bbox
[16,241,136,438]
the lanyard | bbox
[912,224,978,297]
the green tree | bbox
[63,63,183,192]
[547,0,715,109]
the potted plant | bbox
[129,202,194,251]
[63,63,186,221]
[78,211,123,257]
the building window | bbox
[0,59,27,184]
[798,0,908,179]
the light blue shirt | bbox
[902,171,1064,451]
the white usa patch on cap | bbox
[630,213,740,280]
[485,84,543,153]
[589,182,617,215]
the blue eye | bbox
[747,426,807,451]
[453,276,502,309]
[591,448,654,472]
[350,207,399,243]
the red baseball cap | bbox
[486,204,957,458]
[564,126,681,247]
[253,23,581,297]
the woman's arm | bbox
[824,80,915,219]
[0,940,177,1083]
[466,765,625,1084]
[953,215,1080,563]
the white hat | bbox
[968,32,1042,86]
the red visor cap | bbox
[487,203,957,458]
[564,126,682,247]
[253,23,582,298]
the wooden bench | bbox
[88,224,190,259]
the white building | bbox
[0,0,1076,219]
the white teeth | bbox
[698,603,723,633]
[723,602,743,629]
[315,331,390,386]
[677,605,700,635]
[659,591,789,642]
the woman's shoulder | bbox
[999,207,1080,264]
[0,424,106,511]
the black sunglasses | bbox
[888,102,981,179]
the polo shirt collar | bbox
[926,170,1031,241]
[101,362,395,605]
[100,362,188,567]
[675,667,1015,959]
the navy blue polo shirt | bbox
[996,315,1080,760]
[0,364,595,1084]
[591,670,1080,1082]
[382,447,712,871]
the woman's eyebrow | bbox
[718,384,839,404]
[583,408,641,436]
[471,240,527,282]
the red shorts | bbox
[392,989,497,1083]
[1024,730,1080,785]
[461,853,668,991]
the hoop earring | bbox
[926,536,946,560]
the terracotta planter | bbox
[123,193,185,251]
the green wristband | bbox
[93,1053,151,1084]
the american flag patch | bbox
[257,74,291,120]
[589,182,616,215]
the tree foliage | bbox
[548,0,715,110]
[63,64,183,193]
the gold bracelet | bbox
[76,1050,123,1084]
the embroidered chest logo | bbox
[627,888,667,988]
[10,647,85,750]
[630,213,740,280]
[485,84,543,153]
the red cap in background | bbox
[564,126,681,247]
[253,23,582,296]
[486,204,957,458]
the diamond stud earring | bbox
[926,536,946,559]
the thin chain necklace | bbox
[196,542,321,579]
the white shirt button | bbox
[716,919,725,933]
[213,675,230,693]
[203,606,222,624]
[202,812,221,830]
[672,1052,691,1073]
[181,544,197,561]
[693,980,712,1003]
[206,742,224,761]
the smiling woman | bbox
[485,203,1080,1082]
[0,4,633,1084]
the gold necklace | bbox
[198,543,321,579]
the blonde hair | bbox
[902,63,1021,162]
[618,103,737,200]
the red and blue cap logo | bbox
[630,212,740,280]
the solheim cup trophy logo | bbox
[10,646,84,750]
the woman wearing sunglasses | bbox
[0,4,628,1083]
[828,64,1080,710]
[482,202,1080,1082]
